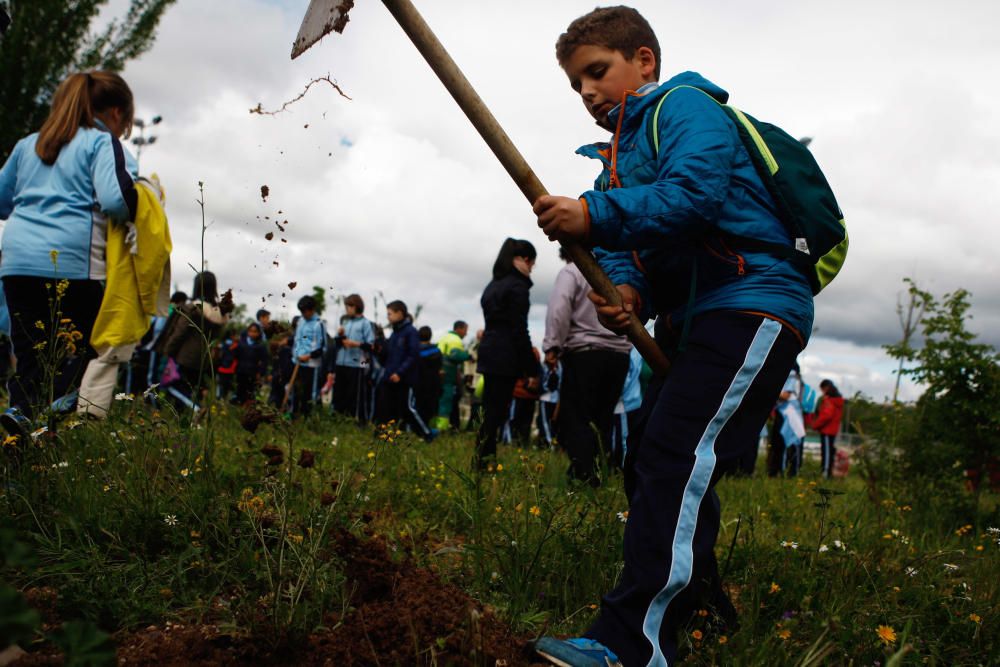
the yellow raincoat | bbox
[90,176,172,350]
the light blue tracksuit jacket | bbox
[0,122,138,280]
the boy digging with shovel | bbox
[532,6,813,666]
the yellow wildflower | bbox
[718,636,728,645]
[697,609,709,617]
[876,625,897,644]
[969,613,981,624]
[777,629,791,640]
[367,451,375,459]
[2,434,18,448]
[691,630,703,641]
[529,505,541,517]
[496,463,503,472]
[769,582,781,594]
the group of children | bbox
[141,293,478,440]
[1,3,846,663]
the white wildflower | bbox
[833,540,846,550]
[142,383,160,398]
[114,393,134,402]
[780,540,799,550]
[616,511,629,524]
[906,567,919,577]
[986,527,1000,536]
[943,563,959,571]
[818,544,829,553]
[163,514,178,526]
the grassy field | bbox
[2,398,998,665]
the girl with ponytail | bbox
[0,71,138,437]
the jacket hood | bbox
[391,317,413,332]
[577,72,729,159]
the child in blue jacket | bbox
[292,296,326,416]
[0,71,137,439]
[532,7,813,666]
[375,300,432,441]
[234,322,268,404]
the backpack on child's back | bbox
[651,85,848,294]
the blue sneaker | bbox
[534,637,621,667]
[50,391,78,414]
[1,407,32,444]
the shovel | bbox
[292,0,670,376]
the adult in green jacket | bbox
[435,320,470,430]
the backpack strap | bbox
[650,85,778,173]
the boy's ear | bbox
[636,46,657,81]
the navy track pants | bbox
[587,311,802,666]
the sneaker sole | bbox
[535,648,619,667]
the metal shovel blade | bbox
[291,0,355,59]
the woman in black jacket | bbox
[475,238,538,467]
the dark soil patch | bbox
[12,531,541,666]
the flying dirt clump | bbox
[260,185,270,201]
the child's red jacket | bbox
[807,395,844,435]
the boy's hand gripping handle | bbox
[381,0,670,376]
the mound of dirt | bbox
[13,531,541,666]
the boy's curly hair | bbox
[556,6,660,79]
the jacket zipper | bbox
[704,239,746,276]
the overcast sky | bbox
[100,0,1000,401]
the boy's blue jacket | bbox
[293,314,326,368]
[0,124,138,280]
[235,331,269,377]
[382,318,420,386]
[335,315,374,368]
[579,72,814,343]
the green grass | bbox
[2,399,998,665]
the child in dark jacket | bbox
[532,7,814,666]
[215,329,239,400]
[234,322,268,404]
[375,301,432,440]
[268,327,295,410]
[415,325,443,429]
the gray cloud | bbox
[110,0,999,401]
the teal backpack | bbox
[651,86,848,295]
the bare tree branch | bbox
[250,75,351,116]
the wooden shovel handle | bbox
[381,0,670,376]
